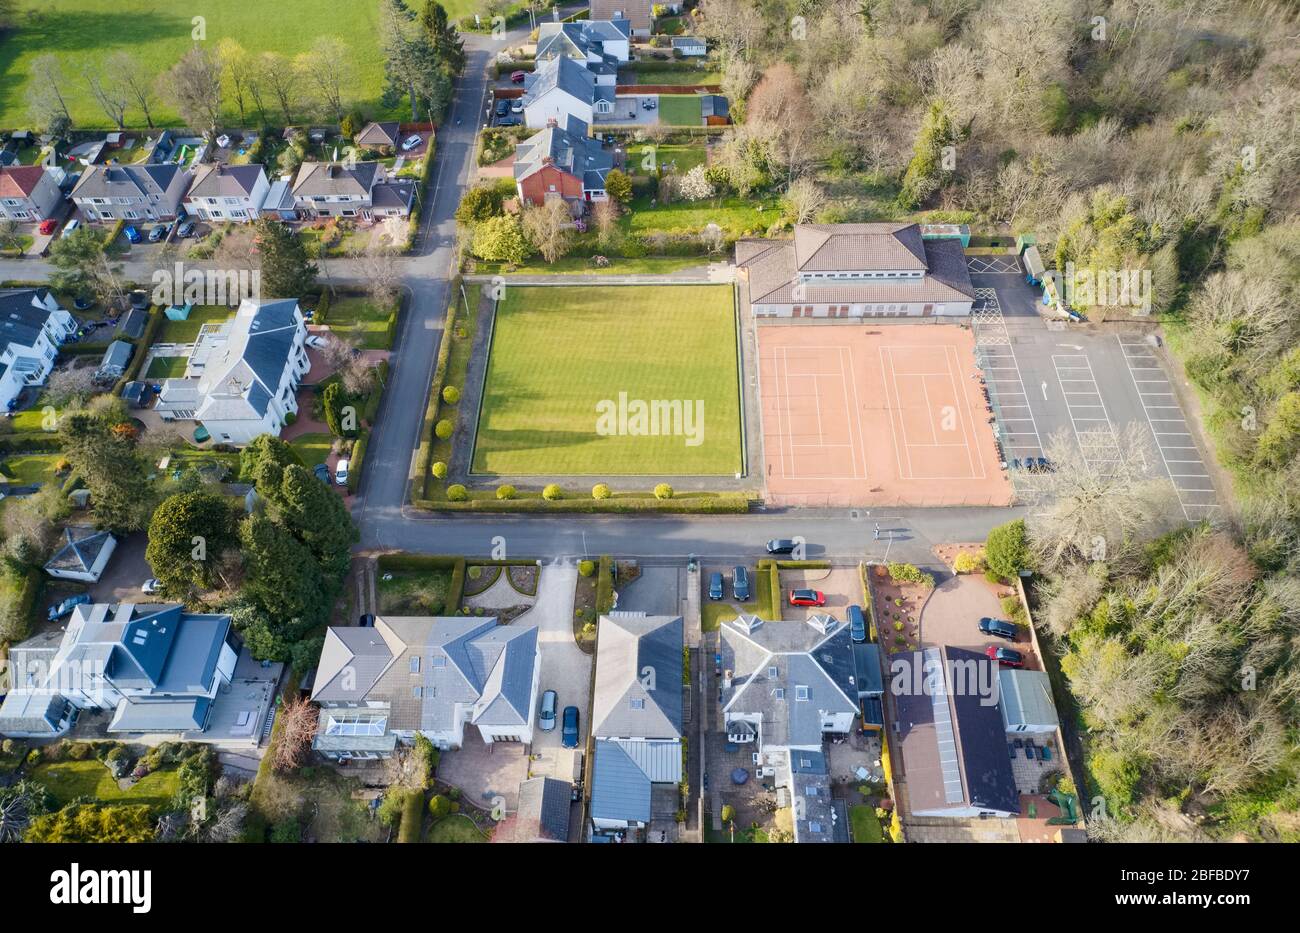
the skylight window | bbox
[629,698,645,710]
[795,686,810,701]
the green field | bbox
[30,759,181,808]
[472,286,741,476]
[155,306,233,344]
[658,95,704,126]
[0,0,400,129]
[326,296,397,350]
[626,142,707,176]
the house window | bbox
[795,686,809,701]
[773,688,785,700]
[629,698,645,710]
[409,657,420,673]
[767,666,778,678]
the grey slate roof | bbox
[516,777,571,841]
[117,306,148,340]
[355,121,401,148]
[292,161,380,199]
[0,692,69,735]
[590,739,652,824]
[536,19,631,61]
[514,117,613,191]
[108,697,211,733]
[44,526,114,575]
[523,55,599,109]
[98,340,133,373]
[998,669,1059,730]
[592,613,683,739]
[187,163,265,198]
[0,288,60,356]
[70,162,181,200]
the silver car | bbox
[539,689,558,731]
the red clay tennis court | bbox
[756,324,1013,507]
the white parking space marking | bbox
[1051,353,1122,472]
[1116,336,1219,521]
[966,256,1023,274]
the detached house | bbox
[354,121,402,153]
[522,55,614,130]
[154,298,309,445]
[183,163,269,223]
[737,222,976,318]
[590,0,661,35]
[0,288,77,411]
[0,603,240,740]
[718,614,859,842]
[0,165,63,221]
[69,162,190,223]
[536,19,632,70]
[291,161,415,220]
[514,117,613,206]
[310,616,541,759]
[589,613,683,834]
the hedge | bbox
[313,288,332,325]
[595,555,615,614]
[346,429,369,495]
[412,278,461,499]
[0,433,64,454]
[756,559,782,618]
[362,361,389,425]
[396,789,424,843]
[410,493,754,514]
[111,308,165,395]
[0,568,42,643]
[376,553,468,610]
[399,137,437,253]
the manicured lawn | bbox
[626,142,708,176]
[145,355,188,379]
[425,814,488,843]
[289,432,333,469]
[9,396,54,432]
[472,285,742,476]
[155,306,234,345]
[0,453,62,485]
[326,297,397,350]
[29,759,181,809]
[626,195,781,238]
[0,0,397,129]
[473,255,710,276]
[850,805,884,842]
[378,568,454,615]
[657,94,704,126]
[627,69,722,86]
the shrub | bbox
[447,484,468,501]
[428,794,452,819]
[984,569,1004,585]
[653,483,673,500]
[434,419,454,440]
[986,519,1031,578]
[578,559,596,577]
[887,562,935,589]
[442,385,461,404]
[496,484,516,500]
[542,483,562,501]
[953,550,985,574]
[67,743,93,761]
[432,461,448,479]
[270,819,301,843]
[591,483,611,500]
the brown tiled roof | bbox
[0,166,46,198]
[793,223,928,272]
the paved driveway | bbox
[616,565,682,616]
[526,562,591,763]
[917,574,1038,666]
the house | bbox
[354,121,402,153]
[43,526,117,583]
[588,613,683,834]
[737,222,976,318]
[892,646,1021,818]
[69,162,191,223]
[701,94,730,125]
[259,177,299,220]
[998,668,1060,736]
[536,19,632,67]
[183,163,270,223]
[718,614,858,842]
[309,616,541,759]
[96,340,133,382]
[154,298,309,445]
[0,288,77,411]
[509,777,572,842]
[514,116,613,206]
[0,165,64,221]
[590,0,661,35]
[673,36,707,57]
[522,55,615,129]
[290,161,415,220]
[0,603,240,740]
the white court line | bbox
[879,346,911,480]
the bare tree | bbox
[26,56,72,134]
[258,52,299,125]
[217,38,254,126]
[44,365,98,408]
[783,178,827,224]
[105,51,158,128]
[164,46,224,141]
[205,801,248,843]
[746,63,815,182]
[272,695,319,774]
[294,37,352,123]
[521,199,573,264]
[592,198,621,252]
[351,241,401,310]
[82,62,129,129]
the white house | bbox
[291,161,415,220]
[0,165,64,221]
[536,19,632,66]
[737,223,976,318]
[183,163,270,222]
[153,298,309,445]
[43,527,117,583]
[69,162,191,223]
[0,288,77,412]
[522,55,614,129]
[310,616,541,760]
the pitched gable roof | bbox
[355,121,401,147]
[523,55,598,109]
[187,163,266,198]
[592,613,683,738]
[514,117,613,191]
[0,165,47,198]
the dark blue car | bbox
[312,463,331,484]
[48,593,92,622]
[123,225,142,244]
[847,604,867,643]
[978,617,1019,640]
[732,565,751,601]
[707,572,724,600]
[561,706,580,749]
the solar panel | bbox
[924,648,965,804]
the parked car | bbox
[358,614,375,627]
[707,572,724,600]
[148,224,168,242]
[334,458,350,487]
[1034,456,1052,472]
[142,579,161,595]
[986,645,1025,668]
[60,219,80,239]
[788,589,826,607]
[494,99,510,117]
[400,134,422,151]
[305,334,329,349]
[48,593,91,622]
[847,604,867,643]
[129,290,149,310]
[978,617,1019,640]
[177,220,197,238]
[497,115,521,126]
[732,565,751,601]
[766,538,798,555]
[510,99,523,113]
[123,225,142,244]
[539,690,558,731]
[510,70,527,83]
[312,462,330,484]
[561,706,580,748]
[38,219,57,236]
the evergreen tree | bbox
[145,491,240,593]
[421,0,466,73]
[252,219,317,298]
[60,412,155,533]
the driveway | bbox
[525,562,591,765]
[777,566,861,621]
[615,565,682,616]
[917,574,1039,667]
[88,532,152,603]
[436,725,530,812]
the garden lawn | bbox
[472,285,741,475]
[850,805,884,842]
[145,355,188,379]
[289,433,333,469]
[155,306,234,345]
[626,142,707,176]
[625,195,780,238]
[378,568,454,615]
[425,813,488,842]
[657,94,704,126]
[30,759,181,809]
[0,0,396,129]
[326,297,397,350]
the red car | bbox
[986,645,1025,668]
[39,219,58,235]
[510,70,527,83]
[788,589,826,607]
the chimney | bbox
[546,117,558,128]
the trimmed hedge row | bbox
[313,288,333,325]
[399,138,437,253]
[362,361,389,425]
[346,429,369,495]
[0,433,63,454]
[412,279,461,500]
[410,492,753,514]
[396,789,424,843]
[112,308,165,395]
[595,555,615,614]
[756,559,782,617]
